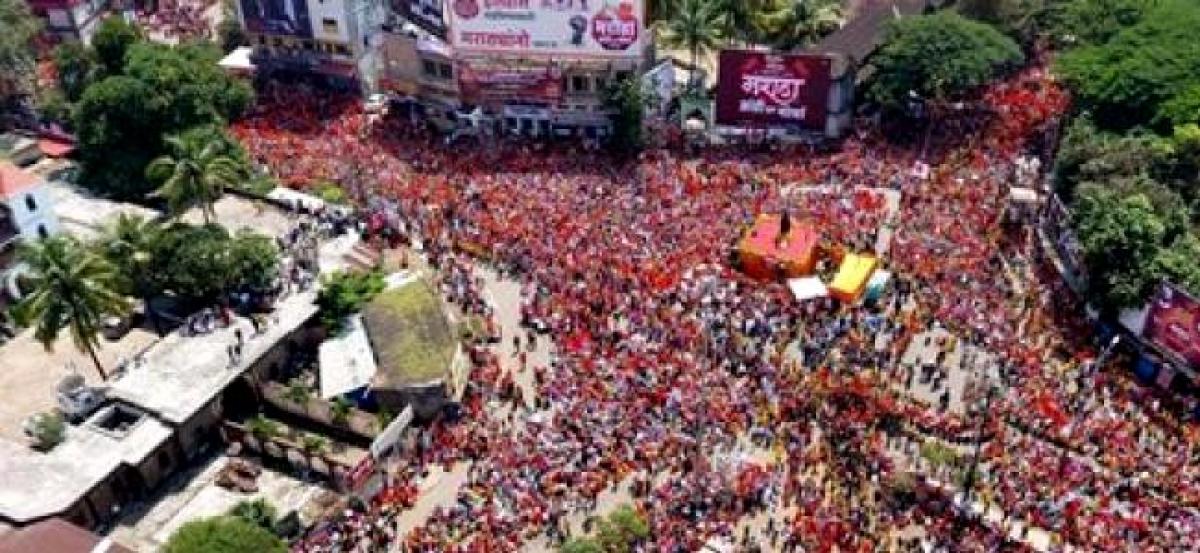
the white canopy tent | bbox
[788,276,828,301]
[318,315,378,399]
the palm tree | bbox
[754,0,844,51]
[657,0,727,90]
[714,0,773,45]
[145,135,243,224]
[101,214,167,335]
[13,236,130,380]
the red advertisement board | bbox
[457,61,563,105]
[1144,282,1200,368]
[715,50,831,130]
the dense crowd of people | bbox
[232,67,1200,552]
[133,0,216,42]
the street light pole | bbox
[1056,335,1121,478]
[954,383,996,541]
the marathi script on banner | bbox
[448,0,643,56]
[1144,282,1200,369]
[715,50,831,130]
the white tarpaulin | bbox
[318,315,378,399]
[218,47,255,72]
[788,277,828,301]
[1009,187,1040,203]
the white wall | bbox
[308,0,351,44]
[5,183,60,242]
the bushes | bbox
[163,516,285,553]
[316,270,386,334]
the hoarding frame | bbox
[714,50,831,131]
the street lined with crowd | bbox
[231,67,1200,552]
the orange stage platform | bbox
[737,215,819,280]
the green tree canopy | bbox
[1055,0,1200,130]
[72,37,253,200]
[657,0,726,88]
[146,133,245,222]
[151,224,279,304]
[13,237,130,380]
[91,16,142,76]
[1153,232,1200,295]
[1072,186,1167,312]
[163,516,286,553]
[53,42,99,103]
[867,11,1022,110]
[603,76,649,157]
[0,0,40,102]
[753,0,843,51]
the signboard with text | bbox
[458,60,564,104]
[715,50,831,130]
[1144,282,1200,369]
[448,0,643,57]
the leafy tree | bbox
[1055,0,1200,130]
[101,214,169,334]
[1152,232,1200,295]
[753,0,843,50]
[657,0,726,89]
[147,134,245,222]
[74,40,252,199]
[53,42,100,103]
[1157,85,1200,129]
[13,237,130,380]
[1039,0,1151,48]
[603,77,649,157]
[123,41,253,129]
[713,0,771,44]
[0,0,41,103]
[867,12,1023,110]
[228,499,277,532]
[317,270,386,333]
[1072,186,1166,313]
[163,516,286,553]
[1052,118,1164,201]
[74,75,167,199]
[92,17,142,76]
[229,230,280,291]
[595,505,650,553]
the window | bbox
[594,76,607,91]
[322,18,339,35]
[37,225,48,239]
[438,63,453,80]
[571,75,589,93]
[615,71,631,82]
[423,60,438,77]
[25,195,36,212]
[157,451,171,471]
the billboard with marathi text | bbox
[1144,282,1200,369]
[448,0,643,57]
[457,60,564,104]
[715,50,831,130]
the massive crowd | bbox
[231,67,1200,552]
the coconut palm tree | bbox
[713,0,773,45]
[145,135,243,224]
[13,236,130,381]
[657,0,727,90]
[754,0,844,51]
[101,213,167,335]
